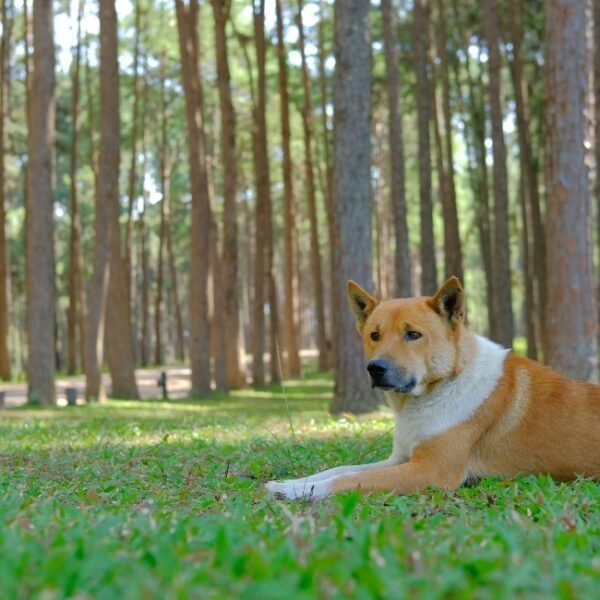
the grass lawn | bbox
[1,369,599,599]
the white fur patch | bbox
[265,458,402,500]
[387,335,509,462]
[491,368,530,439]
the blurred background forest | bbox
[0,0,597,412]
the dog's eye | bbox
[370,331,380,342]
[404,330,422,341]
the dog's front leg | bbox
[265,460,460,501]
[267,437,471,500]
[327,458,465,496]
[265,456,404,500]
[327,436,472,497]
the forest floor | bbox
[0,365,599,598]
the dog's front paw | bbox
[265,478,331,501]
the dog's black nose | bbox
[366,359,391,380]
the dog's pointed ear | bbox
[347,280,378,328]
[429,277,465,326]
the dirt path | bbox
[0,366,192,408]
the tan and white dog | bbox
[266,277,600,500]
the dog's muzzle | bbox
[366,359,416,393]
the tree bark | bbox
[0,0,13,380]
[275,0,301,378]
[518,173,537,360]
[211,0,244,387]
[297,0,328,372]
[593,0,600,353]
[373,118,389,299]
[67,0,86,375]
[208,158,229,392]
[175,0,212,395]
[237,28,266,387]
[124,0,142,362]
[83,10,109,401]
[544,0,597,380]
[166,222,185,363]
[463,42,495,335]
[318,0,336,365]
[507,0,542,360]
[448,0,493,332]
[137,78,151,367]
[124,0,141,279]
[154,64,169,367]
[434,0,463,284]
[251,0,280,385]
[26,0,55,405]
[330,0,377,414]
[413,0,437,296]
[430,59,450,281]
[381,0,411,298]
[138,186,150,367]
[205,94,229,392]
[483,0,514,348]
[103,0,139,400]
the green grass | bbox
[1,371,599,599]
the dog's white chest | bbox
[389,335,509,462]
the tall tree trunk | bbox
[83,12,109,401]
[465,47,495,335]
[593,0,600,353]
[166,203,185,363]
[297,0,328,372]
[430,58,450,279]
[318,0,335,365]
[175,0,212,395]
[26,0,55,405]
[124,0,141,363]
[330,0,376,414]
[19,0,30,380]
[211,0,244,386]
[544,0,597,380]
[154,66,169,367]
[67,0,86,375]
[238,29,266,387]
[434,0,463,283]
[241,185,253,362]
[507,0,542,359]
[139,186,150,367]
[518,173,537,360]
[413,0,437,296]
[250,118,265,384]
[137,78,151,367]
[23,0,31,198]
[103,0,139,400]
[381,0,411,298]
[373,119,388,299]
[483,0,514,348]
[275,0,301,378]
[251,0,279,385]
[124,0,141,284]
[0,0,13,380]
[208,162,229,392]
[205,97,228,393]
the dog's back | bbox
[468,353,600,480]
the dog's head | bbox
[347,277,465,397]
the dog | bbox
[266,276,600,500]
